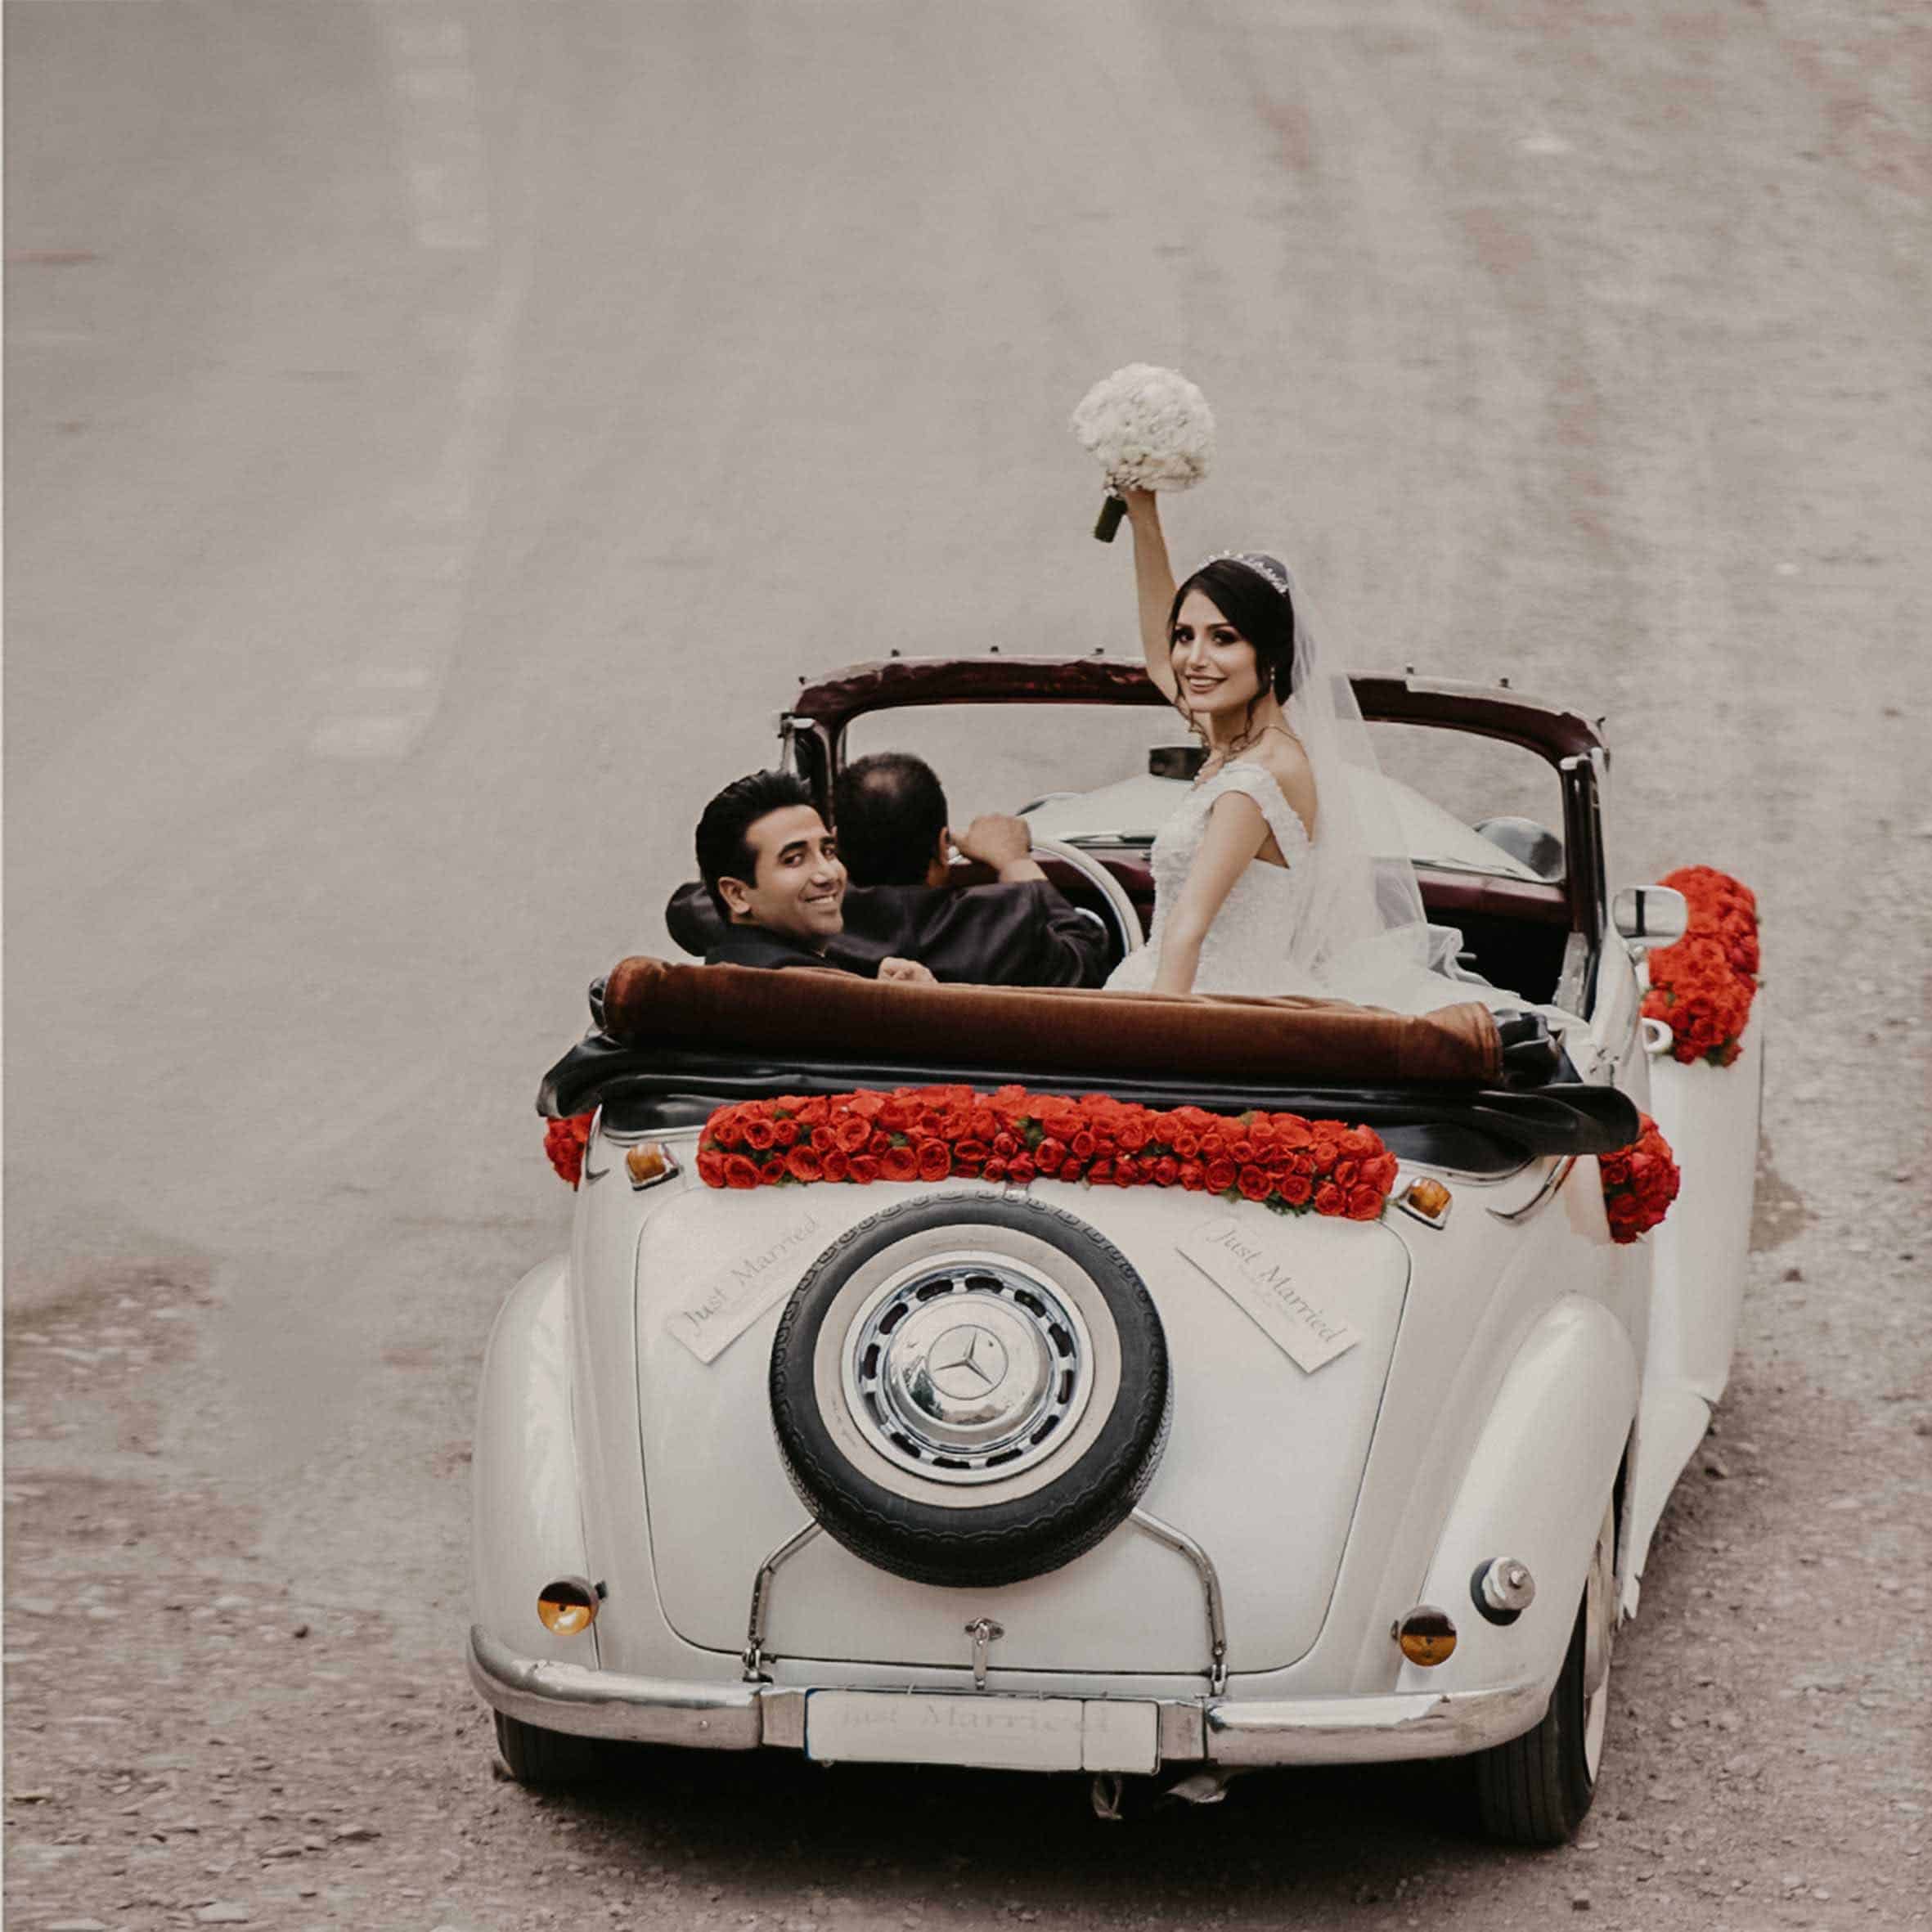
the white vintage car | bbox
[470,657,1761,1845]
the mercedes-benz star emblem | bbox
[927,1323,1009,1400]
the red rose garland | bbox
[1599,1112,1680,1244]
[1642,866,1759,1067]
[544,1112,594,1189]
[694,1085,1399,1222]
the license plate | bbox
[804,1691,1157,1773]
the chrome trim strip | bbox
[1486,1156,1578,1225]
[1130,1507,1229,1696]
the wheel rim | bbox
[843,1255,1096,1485]
[1581,1501,1616,1780]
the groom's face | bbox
[719,805,847,944]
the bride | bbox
[1104,487,1479,1013]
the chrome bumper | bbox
[469,1626,1547,1767]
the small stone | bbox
[195,1907,251,1925]
[1814,1889,1831,1901]
[333,1822,380,1841]
[47,1921,112,1931]
[1781,1265,1804,1283]
[263,1841,303,1858]
[11,1790,55,1802]
[1704,1458,1730,1479]
[1571,1894,1593,1912]
[290,1623,309,1640]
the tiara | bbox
[1200,550,1295,599]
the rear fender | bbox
[471,1256,596,1664]
[1398,1296,1636,1697]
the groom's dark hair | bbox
[1169,558,1296,700]
[834,753,949,887]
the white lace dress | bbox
[1105,762,1326,997]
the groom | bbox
[693,770,935,983]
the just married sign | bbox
[1175,1214,1361,1373]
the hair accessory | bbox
[1200,550,1296,600]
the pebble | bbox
[333,1822,380,1841]
[47,1921,112,1931]
[1571,1894,1593,1912]
[1704,1458,1730,1479]
[194,1908,250,1925]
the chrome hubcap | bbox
[845,1258,1094,1485]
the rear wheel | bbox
[1468,1498,1616,1845]
[492,1710,609,1787]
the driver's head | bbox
[833,753,949,888]
[696,770,846,943]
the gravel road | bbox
[6,3,1927,1929]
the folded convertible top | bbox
[598,956,1503,1087]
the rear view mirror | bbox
[1612,885,1688,950]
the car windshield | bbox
[842,704,1565,881]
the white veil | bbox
[1232,555,1479,1016]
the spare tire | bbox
[769,1196,1170,1588]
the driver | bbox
[667,753,1112,986]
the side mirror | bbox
[1611,885,1688,951]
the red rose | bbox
[784,1145,823,1183]
[869,1130,893,1156]
[696,1150,726,1188]
[1314,1183,1345,1215]
[1333,1159,1359,1190]
[847,1154,880,1184]
[1008,1156,1038,1185]
[833,1114,870,1153]
[881,1146,919,1184]
[543,1113,593,1188]
[1086,1158,1112,1184]
[1170,1130,1201,1159]
[1179,1161,1206,1191]
[771,1119,800,1148]
[1204,1158,1237,1194]
[743,1117,777,1151]
[1347,1185,1383,1221]
[1070,1130,1098,1159]
[724,1155,762,1190]
[1153,1156,1179,1188]
[1117,1118,1151,1153]
[917,1141,951,1183]
[955,1140,990,1166]
[1278,1171,1313,1207]
[822,1150,850,1182]
[1238,1166,1272,1202]
[879,1097,917,1132]
[849,1092,885,1119]
[1036,1138,1067,1171]
[984,1157,1009,1182]
[758,1161,781,1184]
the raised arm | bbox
[1122,487,1179,702]
[1150,791,1269,995]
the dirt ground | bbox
[7,0,1929,1928]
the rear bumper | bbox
[469,1625,1547,1768]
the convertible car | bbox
[470,657,1762,1845]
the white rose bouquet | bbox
[1069,363,1215,541]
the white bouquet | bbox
[1069,363,1215,540]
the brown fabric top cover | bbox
[600,957,1502,1088]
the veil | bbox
[1234,555,1480,1016]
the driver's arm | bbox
[951,813,1046,883]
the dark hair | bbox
[695,769,815,919]
[833,753,949,887]
[1166,557,1296,709]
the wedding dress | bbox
[1104,761,1327,997]
[1101,550,1496,1015]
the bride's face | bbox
[1170,592,1264,721]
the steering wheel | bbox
[1028,837,1146,970]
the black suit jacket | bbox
[667,879,1111,988]
[703,925,876,975]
